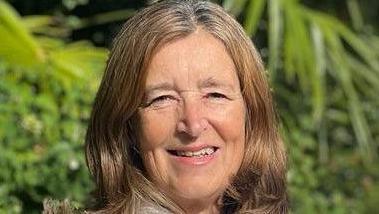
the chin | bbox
[168,178,226,202]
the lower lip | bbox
[169,149,219,166]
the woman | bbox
[85,0,287,213]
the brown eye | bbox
[152,95,174,103]
[146,95,177,108]
[206,92,228,99]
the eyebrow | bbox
[144,77,236,94]
[145,82,174,94]
[199,77,235,91]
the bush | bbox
[1,0,379,213]
[0,1,107,212]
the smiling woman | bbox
[138,29,246,213]
[85,0,287,213]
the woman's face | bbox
[138,29,245,208]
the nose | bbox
[176,97,208,138]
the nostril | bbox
[176,100,208,132]
[176,119,208,138]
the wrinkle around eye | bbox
[201,92,232,106]
[145,95,179,109]
[203,91,244,108]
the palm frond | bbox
[243,0,266,36]
[267,0,281,80]
[235,0,379,164]
[223,0,249,16]
[0,0,44,66]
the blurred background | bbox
[0,0,378,213]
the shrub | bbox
[0,1,107,212]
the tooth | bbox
[195,148,206,156]
[193,150,202,156]
[174,147,216,157]
[206,148,212,155]
[206,147,214,155]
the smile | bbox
[166,146,219,166]
[168,146,217,157]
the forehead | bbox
[145,28,239,91]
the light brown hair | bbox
[85,0,287,213]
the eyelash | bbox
[146,95,176,106]
[206,92,228,99]
[144,92,229,107]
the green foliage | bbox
[226,0,379,213]
[42,198,82,214]
[0,0,107,212]
[1,0,378,213]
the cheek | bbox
[210,101,246,174]
[210,101,246,143]
[138,109,177,151]
[138,110,177,185]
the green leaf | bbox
[223,0,249,16]
[268,0,281,80]
[22,15,52,30]
[347,0,364,31]
[0,0,45,66]
[325,30,376,164]
[310,22,326,124]
[50,41,107,82]
[243,0,266,36]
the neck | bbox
[176,197,221,214]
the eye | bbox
[152,95,174,103]
[145,95,177,107]
[206,92,228,99]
